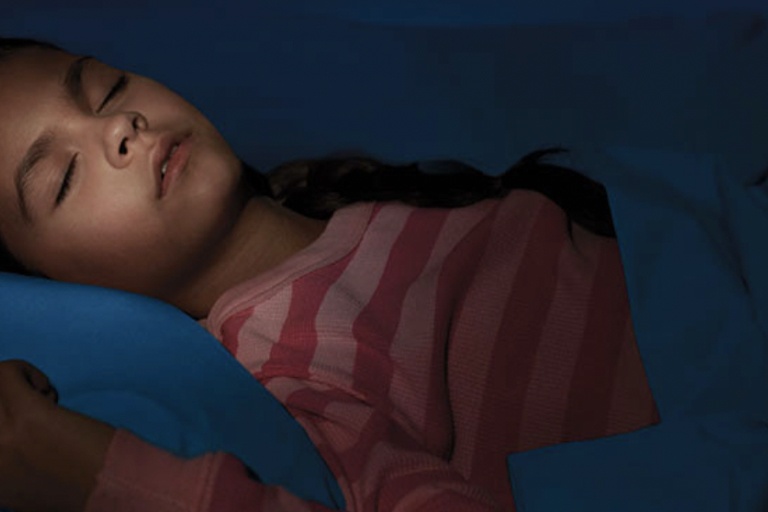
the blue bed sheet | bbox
[1,2,767,510]
[506,147,768,511]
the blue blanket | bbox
[507,147,768,511]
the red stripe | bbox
[210,453,330,512]
[351,208,449,398]
[326,209,450,482]
[428,202,500,458]
[369,467,501,511]
[219,309,251,355]
[560,242,630,441]
[469,203,567,485]
[260,250,356,380]
[606,317,660,432]
[278,384,352,486]
[291,385,402,480]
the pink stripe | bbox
[205,203,374,334]
[332,208,451,483]
[389,203,495,453]
[606,309,659,432]
[447,193,549,475]
[260,251,355,380]
[234,286,293,373]
[466,201,568,499]
[368,465,499,511]
[219,309,250,356]
[351,208,449,400]
[285,384,399,505]
[515,224,601,449]
[309,205,411,390]
[429,202,504,462]
[561,241,631,441]
[277,382,357,499]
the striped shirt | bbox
[88,191,658,511]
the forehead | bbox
[0,47,72,96]
[0,49,73,223]
[0,48,74,140]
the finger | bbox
[21,362,59,404]
[0,360,59,404]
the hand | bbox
[0,360,115,512]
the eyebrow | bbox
[14,55,91,222]
[63,55,92,105]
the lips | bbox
[160,146,178,180]
[153,134,191,198]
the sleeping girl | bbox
[0,38,659,512]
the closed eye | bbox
[96,73,129,114]
[56,154,78,206]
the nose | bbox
[103,111,148,169]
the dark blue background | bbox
[2,1,768,173]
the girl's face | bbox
[0,48,250,299]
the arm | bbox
[87,430,336,512]
[88,408,501,512]
[0,360,114,512]
[0,359,500,511]
[0,359,324,512]
[264,379,503,512]
[87,376,503,512]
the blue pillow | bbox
[0,273,345,509]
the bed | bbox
[1,2,767,509]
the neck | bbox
[168,197,327,319]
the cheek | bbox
[13,186,172,286]
[9,141,247,294]
[40,180,243,294]
[43,208,174,286]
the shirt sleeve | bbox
[86,415,503,512]
[270,380,504,511]
[86,430,330,512]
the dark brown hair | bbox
[259,148,615,237]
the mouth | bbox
[154,134,191,198]
[160,146,177,181]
